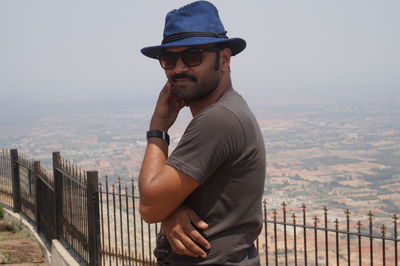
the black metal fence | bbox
[98,177,158,266]
[0,148,399,265]
[0,149,101,265]
[261,202,399,265]
[0,149,13,208]
[35,159,57,243]
[52,151,101,265]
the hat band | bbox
[162,31,228,44]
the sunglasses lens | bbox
[182,51,202,67]
[159,48,213,70]
[159,54,178,70]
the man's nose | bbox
[174,56,189,72]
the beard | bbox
[170,68,220,104]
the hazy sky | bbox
[0,0,399,107]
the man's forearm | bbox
[139,136,169,221]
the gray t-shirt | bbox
[164,90,266,265]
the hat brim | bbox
[141,37,246,59]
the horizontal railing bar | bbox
[98,190,139,199]
[266,220,399,241]
[37,175,55,192]
[56,167,87,188]
[16,161,34,172]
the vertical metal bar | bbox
[79,167,84,259]
[155,221,159,262]
[68,167,74,251]
[87,171,100,266]
[264,200,268,266]
[324,207,328,266]
[393,215,398,266]
[125,186,132,266]
[53,152,63,239]
[273,209,278,266]
[282,202,288,266]
[75,167,80,258]
[357,221,362,266]
[118,178,124,264]
[346,209,351,266]
[335,219,339,266]
[74,166,78,254]
[105,177,111,266]
[302,204,307,266]
[10,149,21,212]
[141,218,145,264]
[112,184,118,266]
[381,224,386,266]
[132,180,138,266]
[369,211,374,266]
[99,183,105,266]
[292,214,298,266]
[313,216,318,266]
[148,223,152,263]
[34,161,41,233]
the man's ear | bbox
[220,48,231,72]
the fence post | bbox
[87,171,101,266]
[10,149,21,213]
[53,151,63,238]
[34,161,41,233]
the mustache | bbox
[171,73,197,82]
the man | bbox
[139,1,265,265]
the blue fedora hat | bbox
[141,1,246,59]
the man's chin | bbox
[172,85,193,96]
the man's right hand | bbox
[162,205,210,258]
[150,81,186,131]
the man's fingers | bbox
[169,238,199,257]
[186,208,208,230]
[173,230,208,258]
[161,82,172,98]
[188,228,210,250]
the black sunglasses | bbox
[158,47,221,70]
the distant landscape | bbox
[1,90,399,222]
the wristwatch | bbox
[146,130,170,145]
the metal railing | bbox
[0,148,398,265]
[10,149,37,224]
[52,151,101,265]
[35,160,57,243]
[261,202,399,265]
[0,149,13,208]
[98,177,157,266]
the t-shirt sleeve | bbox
[166,106,246,184]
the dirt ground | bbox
[0,220,48,265]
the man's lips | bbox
[174,78,195,82]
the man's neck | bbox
[189,76,233,116]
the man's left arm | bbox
[139,137,200,223]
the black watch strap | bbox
[147,130,170,145]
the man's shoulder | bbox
[199,91,247,117]
[191,103,243,135]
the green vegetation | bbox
[288,191,308,197]
[329,200,348,209]
[350,195,377,201]
[381,199,400,214]
[0,252,10,263]
[302,156,361,166]
[0,204,3,219]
